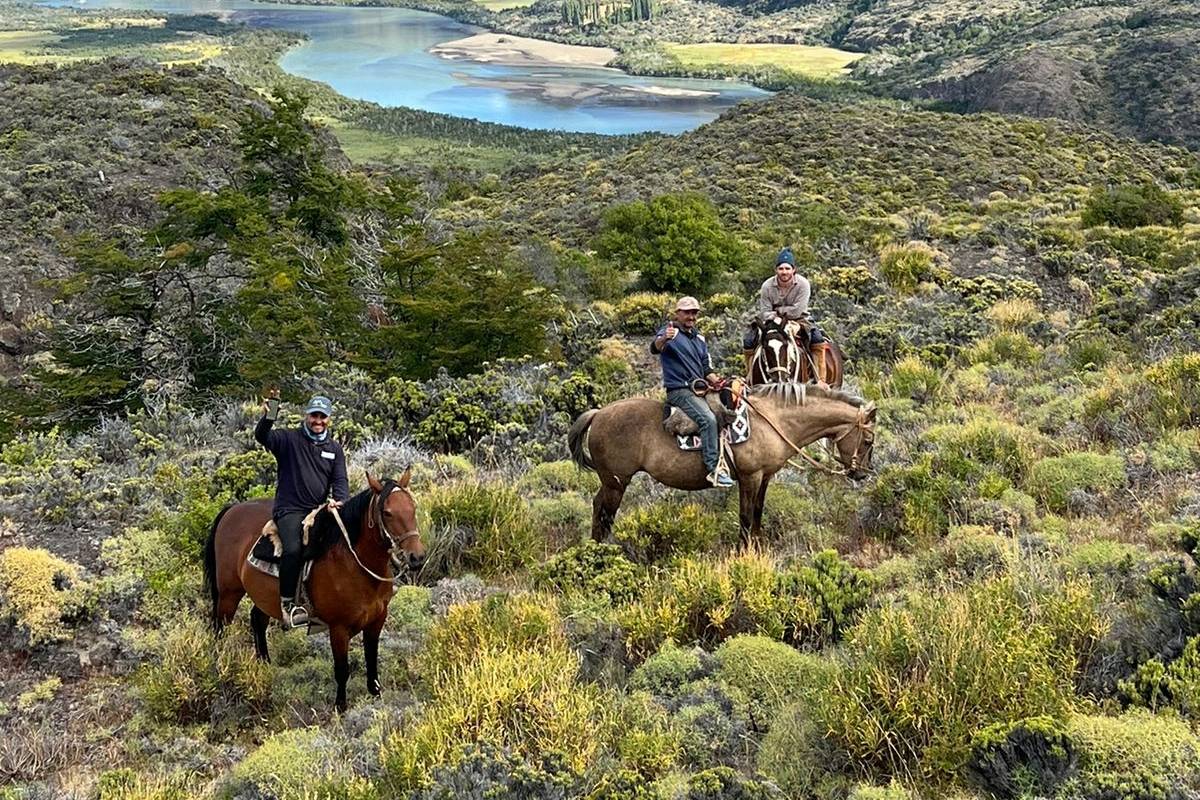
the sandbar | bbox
[431,32,617,70]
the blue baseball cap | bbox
[304,395,333,416]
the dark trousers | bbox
[276,511,306,602]
[743,324,826,350]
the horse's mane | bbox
[304,484,383,561]
[747,382,866,408]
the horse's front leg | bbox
[330,626,351,713]
[737,472,763,547]
[364,616,385,697]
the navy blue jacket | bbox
[255,417,350,519]
[651,325,714,391]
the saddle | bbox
[246,507,327,633]
[663,381,752,451]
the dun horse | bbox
[749,319,844,388]
[203,470,425,711]
[569,384,875,543]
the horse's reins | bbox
[329,486,419,584]
[741,394,873,478]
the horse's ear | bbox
[398,465,412,489]
[367,471,384,494]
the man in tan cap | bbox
[651,296,733,487]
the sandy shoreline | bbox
[430,32,618,70]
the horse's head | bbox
[367,468,426,572]
[831,403,876,480]
[756,319,802,383]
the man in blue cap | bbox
[651,296,734,488]
[255,391,350,628]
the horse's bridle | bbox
[744,396,875,478]
[754,329,802,384]
[830,407,876,475]
[368,484,421,552]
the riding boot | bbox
[743,349,755,379]
[812,345,829,387]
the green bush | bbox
[1119,634,1200,720]
[518,459,600,496]
[714,635,834,732]
[97,769,192,800]
[422,480,541,575]
[613,292,674,335]
[596,193,745,293]
[965,716,1076,799]
[1144,352,1200,430]
[533,541,643,605]
[847,782,914,800]
[878,241,936,295]
[529,495,591,547]
[757,702,845,798]
[888,355,941,402]
[683,767,782,799]
[918,527,1015,585]
[613,500,723,564]
[1148,428,1200,475]
[1024,452,1125,513]
[220,728,368,800]
[963,332,1042,366]
[0,547,86,646]
[1060,710,1200,800]
[139,617,273,725]
[420,593,562,678]
[924,418,1043,484]
[628,640,711,698]
[814,579,1104,781]
[1081,182,1184,229]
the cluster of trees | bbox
[560,0,659,26]
[27,90,554,430]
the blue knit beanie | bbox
[776,248,795,267]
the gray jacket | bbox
[758,275,811,323]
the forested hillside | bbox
[3,4,1200,798]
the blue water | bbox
[42,0,769,133]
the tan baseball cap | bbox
[675,296,701,311]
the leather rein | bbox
[741,394,874,478]
[329,485,419,584]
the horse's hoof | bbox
[369,679,382,696]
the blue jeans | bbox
[667,388,719,474]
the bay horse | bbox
[749,318,844,388]
[569,384,875,544]
[203,470,425,712]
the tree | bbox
[368,232,557,379]
[595,193,745,293]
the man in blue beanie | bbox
[255,391,350,628]
[743,247,829,387]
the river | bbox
[44,0,769,134]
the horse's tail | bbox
[568,409,599,471]
[204,504,233,631]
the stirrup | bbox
[282,602,309,629]
[708,471,735,488]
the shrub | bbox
[139,617,273,725]
[917,528,1015,586]
[518,459,600,496]
[813,265,880,303]
[757,702,844,798]
[813,579,1104,781]
[1119,634,1200,720]
[985,298,1042,331]
[530,496,591,548]
[410,744,579,800]
[878,242,936,295]
[924,418,1043,484]
[380,644,612,793]
[1148,428,1200,475]
[613,292,674,335]
[96,770,192,800]
[848,782,914,800]
[1081,182,1184,229]
[0,547,85,645]
[533,541,643,605]
[422,481,541,575]
[16,677,61,711]
[714,635,833,732]
[420,593,562,677]
[1024,452,1125,513]
[965,716,1077,799]
[219,728,364,800]
[1061,711,1200,800]
[683,767,782,799]
[888,355,941,402]
[963,332,1041,366]
[413,396,494,453]
[629,640,713,698]
[596,193,745,293]
[1144,352,1200,430]
[613,500,723,564]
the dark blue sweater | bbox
[255,417,350,519]
[651,325,714,390]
